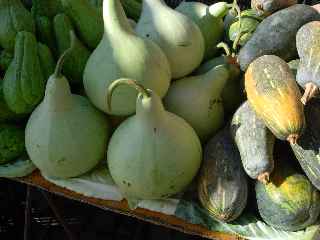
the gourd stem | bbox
[216,42,231,56]
[257,172,270,185]
[107,79,150,111]
[301,83,319,105]
[54,31,76,78]
[287,134,299,145]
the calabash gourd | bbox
[83,0,171,116]
[256,160,320,231]
[0,49,13,72]
[37,43,55,81]
[54,14,91,84]
[231,101,275,184]
[34,16,57,57]
[245,55,305,144]
[164,65,228,141]
[0,0,35,51]
[135,0,204,79]
[251,0,298,16]
[60,0,103,49]
[3,31,45,114]
[291,99,320,191]
[25,33,111,179]
[296,21,320,105]
[238,4,320,71]
[0,155,36,178]
[107,79,202,207]
[198,127,248,222]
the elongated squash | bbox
[245,55,305,144]
[37,43,55,81]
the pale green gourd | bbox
[107,79,202,207]
[163,65,228,141]
[135,0,204,79]
[83,0,171,116]
[25,33,111,179]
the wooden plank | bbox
[9,170,243,240]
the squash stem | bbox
[257,172,270,185]
[107,79,150,111]
[301,83,319,105]
[287,134,299,145]
[216,42,231,56]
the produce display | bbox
[1,0,320,238]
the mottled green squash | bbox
[291,99,320,191]
[37,43,55,80]
[231,101,275,184]
[256,160,320,231]
[34,16,57,57]
[198,128,248,222]
[0,49,13,72]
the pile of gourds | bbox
[1,0,320,233]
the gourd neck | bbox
[202,65,229,94]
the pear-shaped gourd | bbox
[107,79,202,206]
[135,0,204,79]
[25,33,110,179]
[83,0,171,116]
[164,65,228,141]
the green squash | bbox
[31,0,63,19]
[37,43,55,81]
[256,160,320,231]
[0,80,19,123]
[107,79,202,207]
[34,16,57,57]
[0,0,35,51]
[0,49,13,72]
[120,0,142,22]
[198,127,248,222]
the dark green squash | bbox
[231,101,275,184]
[238,4,320,71]
[198,127,248,222]
[291,99,320,191]
[0,80,19,123]
[37,42,55,81]
[0,49,13,72]
[34,16,57,57]
[256,159,320,231]
[31,0,63,19]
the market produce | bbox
[0,50,13,72]
[34,16,57,56]
[135,0,204,79]
[288,59,300,77]
[107,79,202,207]
[0,155,36,178]
[0,81,18,123]
[198,127,248,222]
[231,101,275,184]
[296,21,320,105]
[84,0,171,116]
[256,159,320,231]
[25,33,111,179]
[31,0,63,19]
[3,31,45,114]
[245,55,305,144]
[238,4,320,71]
[120,0,142,21]
[54,13,91,84]
[60,0,103,49]
[88,0,103,8]
[291,99,320,191]
[251,0,297,16]
[209,2,230,19]
[37,42,55,80]
[0,0,35,51]
[164,65,228,141]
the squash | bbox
[120,0,142,22]
[31,0,63,19]
[0,49,13,72]
[238,4,320,71]
[164,65,228,141]
[198,127,248,222]
[107,79,202,207]
[37,43,55,81]
[135,0,204,79]
[83,0,171,116]
[0,81,19,123]
[245,55,305,144]
[251,0,298,16]
[231,101,275,184]
[0,0,35,51]
[256,159,320,231]
[25,33,111,179]
[54,13,91,84]
[291,99,320,191]
[3,31,45,114]
[296,21,320,105]
[0,155,36,178]
[34,16,57,57]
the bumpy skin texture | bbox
[296,21,320,89]
[245,55,305,141]
[251,0,298,16]
[3,31,45,114]
[256,161,320,231]
[231,101,275,180]
[238,4,320,71]
[37,43,55,81]
[198,128,248,222]
[0,0,35,51]
[291,99,320,191]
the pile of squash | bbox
[1,0,320,233]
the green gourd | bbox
[296,21,320,105]
[54,14,91,85]
[107,79,202,207]
[0,49,13,72]
[256,159,320,231]
[34,16,57,56]
[208,2,230,19]
[0,80,19,123]
[135,0,204,79]
[60,0,103,49]
[231,101,275,184]
[0,155,36,178]
[88,0,103,8]
[83,0,171,116]
[37,43,55,81]
[25,33,111,179]
[120,0,142,22]
[198,127,248,222]
[3,31,45,114]
[31,0,63,19]
[0,0,35,51]
[164,65,228,141]
[251,0,298,16]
